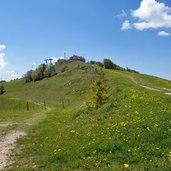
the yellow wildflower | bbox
[93,150,96,154]
[70,130,75,133]
[123,163,129,168]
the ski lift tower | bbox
[45,58,53,66]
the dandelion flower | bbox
[123,163,129,168]
[93,150,96,154]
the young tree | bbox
[32,64,46,81]
[86,70,109,110]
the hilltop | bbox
[0,59,171,171]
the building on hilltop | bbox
[69,55,86,63]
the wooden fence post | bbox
[27,102,29,111]
[62,99,65,109]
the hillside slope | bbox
[0,61,171,171]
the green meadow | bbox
[0,61,171,171]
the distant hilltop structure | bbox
[44,54,86,66]
[45,58,53,66]
[55,54,86,65]
[69,55,86,63]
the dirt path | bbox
[0,131,26,170]
[139,85,161,92]
[165,92,171,95]
[127,75,171,96]
[0,104,51,170]
[0,123,13,128]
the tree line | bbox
[24,57,139,83]
[24,55,87,83]
[89,58,139,73]
[24,63,56,83]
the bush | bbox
[103,58,114,69]
[24,70,34,83]
[88,61,96,64]
[96,61,104,68]
[44,66,56,77]
[60,66,67,73]
[32,68,43,81]
[32,64,46,82]
[0,84,5,94]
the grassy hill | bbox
[0,60,171,170]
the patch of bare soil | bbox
[0,130,26,171]
[165,92,171,96]
[139,85,161,92]
[0,123,13,128]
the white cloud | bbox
[50,56,64,64]
[121,20,132,30]
[6,70,18,78]
[117,10,127,18]
[0,44,7,69]
[0,53,8,69]
[158,31,170,36]
[0,44,6,52]
[131,0,171,30]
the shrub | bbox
[32,64,46,81]
[0,84,5,94]
[44,66,56,77]
[103,58,114,69]
[24,70,34,83]
[96,61,104,68]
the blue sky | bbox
[0,0,171,81]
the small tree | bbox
[44,67,51,77]
[44,65,56,77]
[32,64,46,81]
[0,84,5,94]
[39,64,46,76]
[32,68,42,81]
[96,61,104,68]
[24,70,33,83]
[86,70,109,110]
[103,58,114,69]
